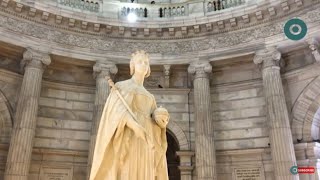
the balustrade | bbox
[59,0,100,12]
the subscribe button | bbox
[290,166,315,175]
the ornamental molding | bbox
[0,0,319,55]
[0,0,319,40]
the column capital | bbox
[93,62,118,80]
[307,39,320,63]
[20,48,51,72]
[253,47,282,69]
[187,61,212,77]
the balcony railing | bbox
[159,6,186,18]
[57,0,247,18]
[59,0,100,12]
[120,6,148,17]
[207,0,245,12]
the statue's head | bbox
[130,50,151,78]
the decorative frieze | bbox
[230,18,237,27]
[29,7,36,17]
[1,0,9,7]
[281,1,290,11]
[157,28,162,36]
[268,7,276,16]
[144,28,150,36]
[255,11,263,20]
[242,14,250,23]
[193,25,200,33]
[217,21,224,29]
[15,3,23,12]
[169,27,175,36]
[206,23,212,31]
[69,18,75,27]
[81,21,88,29]
[106,25,112,33]
[181,26,187,35]
[93,24,100,31]
[0,0,318,40]
[295,0,303,6]
[56,15,62,24]
[41,12,49,21]
[131,28,137,36]
[119,26,125,35]
[0,3,319,53]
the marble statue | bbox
[90,50,170,180]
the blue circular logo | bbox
[290,166,298,175]
[284,18,307,41]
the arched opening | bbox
[0,91,13,144]
[292,76,320,143]
[166,131,181,180]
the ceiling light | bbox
[127,12,137,23]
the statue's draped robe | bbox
[90,79,169,180]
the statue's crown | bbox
[154,106,169,116]
[131,50,149,60]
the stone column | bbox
[308,39,320,63]
[188,61,217,180]
[86,62,118,179]
[4,49,51,180]
[254,47,298,180]
[176,151,194,180]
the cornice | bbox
[0,0,319,40]
[0,0,319,62]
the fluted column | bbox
[86,62,118,179]
[188,61,217,180]
[254,47,298,180]
[4,49,51,180]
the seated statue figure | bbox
[90,50,170,180]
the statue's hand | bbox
[153,106,170,129]
[154,114,169,129]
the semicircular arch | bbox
[166,120,190,150]
[0,90,13,144]
[291,76,320,142]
